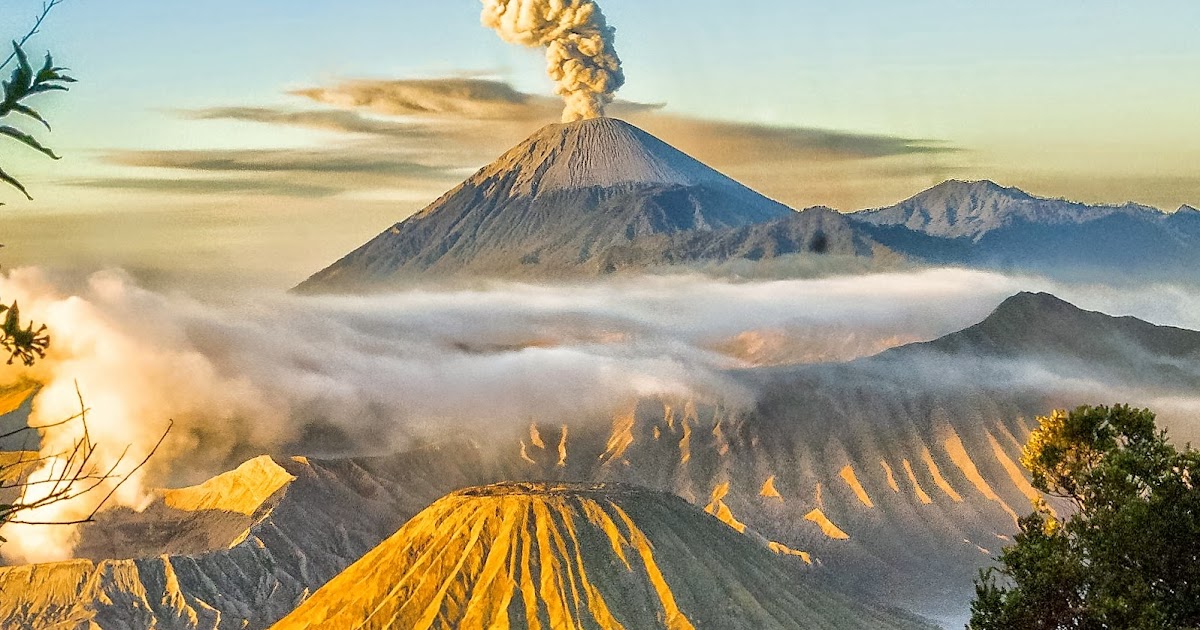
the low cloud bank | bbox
[0,265,1197,562]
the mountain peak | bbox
[907,291,1200,363]
[989,290,1077,317]
[482,116,735,197]
[919,179,1030,200]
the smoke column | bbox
[481,0,625,122]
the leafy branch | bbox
[0,0,74,201]
[0,302,49,365]
[0,42,76,200]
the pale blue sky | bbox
[24,1,1200,148]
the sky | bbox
[1,0,1198,289]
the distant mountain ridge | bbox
[850,179,1162,241]
[846,181,1200,281]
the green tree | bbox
[970,405,1200,629]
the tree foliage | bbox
[970,405,1200,629]
[1,0,74,203]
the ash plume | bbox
[480,0,625,122]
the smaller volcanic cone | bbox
[271,482,935,629]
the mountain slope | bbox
[271,482,934,630]
[850,180,1160,240]
[296,117,795,290]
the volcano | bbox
[296,117,796,291]
[270,482,935,630]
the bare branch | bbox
[79,420,172,522]
[0,387,172,531]
[0,407,87,442]
[0,0,67,71]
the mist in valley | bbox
[2,261,1198,568]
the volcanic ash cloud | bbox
[481,0,625,122]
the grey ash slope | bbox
[581,205,896,271]
[296,117,796,291]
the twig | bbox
[0,407,88,442]
[0,0,67,71]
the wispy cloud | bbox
[103,148,453,176]
[290,78,663,120]
[67,176,341,198]
[183,106,434,138]
[73,76,963,211]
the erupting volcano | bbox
[296,117,797,290]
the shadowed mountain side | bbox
[271,482,936,630]
[296,117,795,290]
[590,206,898,272]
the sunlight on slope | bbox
[163,455,294,516]
[679,416,692,464]
[704,481,748,533]
[529,423,545,449]
[880,460,901,493]
[987,433,1049,515]
[804,509,850,540]
[557,425,568,467]
[921,448,963,502]
[601,405,637,465]
[839,465,874,508]
[902,459,933,505]
[611,504,699,630]
[712,419,730,456]
[270,482,932,630]
[0,383,35,416]
[0,451,39,483]
[767,541,813,565]
[759,475,782,499]
[519,440,536,464]
[944,432,1018,522]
